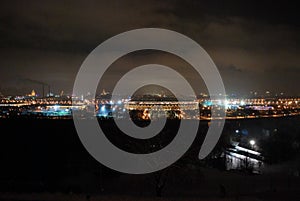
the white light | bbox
[224,100,229,108]
[249,140,256,146]
[53,105,59,111]
[235,129,239,133]
[235,145,260,156]
[229,152,259,162]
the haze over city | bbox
[0,0,299,96]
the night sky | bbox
[0,0,299,96]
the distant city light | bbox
[53,105,59,111]
[224,100,229,108]
[0,90,300,120]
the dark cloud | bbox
[220,65,243,73]
[0,0,299,96]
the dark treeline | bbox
[0,117,300,196]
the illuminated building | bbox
[224,144,264,174]
[31,90,36,97]
[97,104,113,118]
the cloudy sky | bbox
[0,0,299,96]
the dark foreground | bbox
[0,117,300,200]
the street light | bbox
[249,140,255,146]
[249,140,255,149]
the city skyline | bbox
[0,87,297,99]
